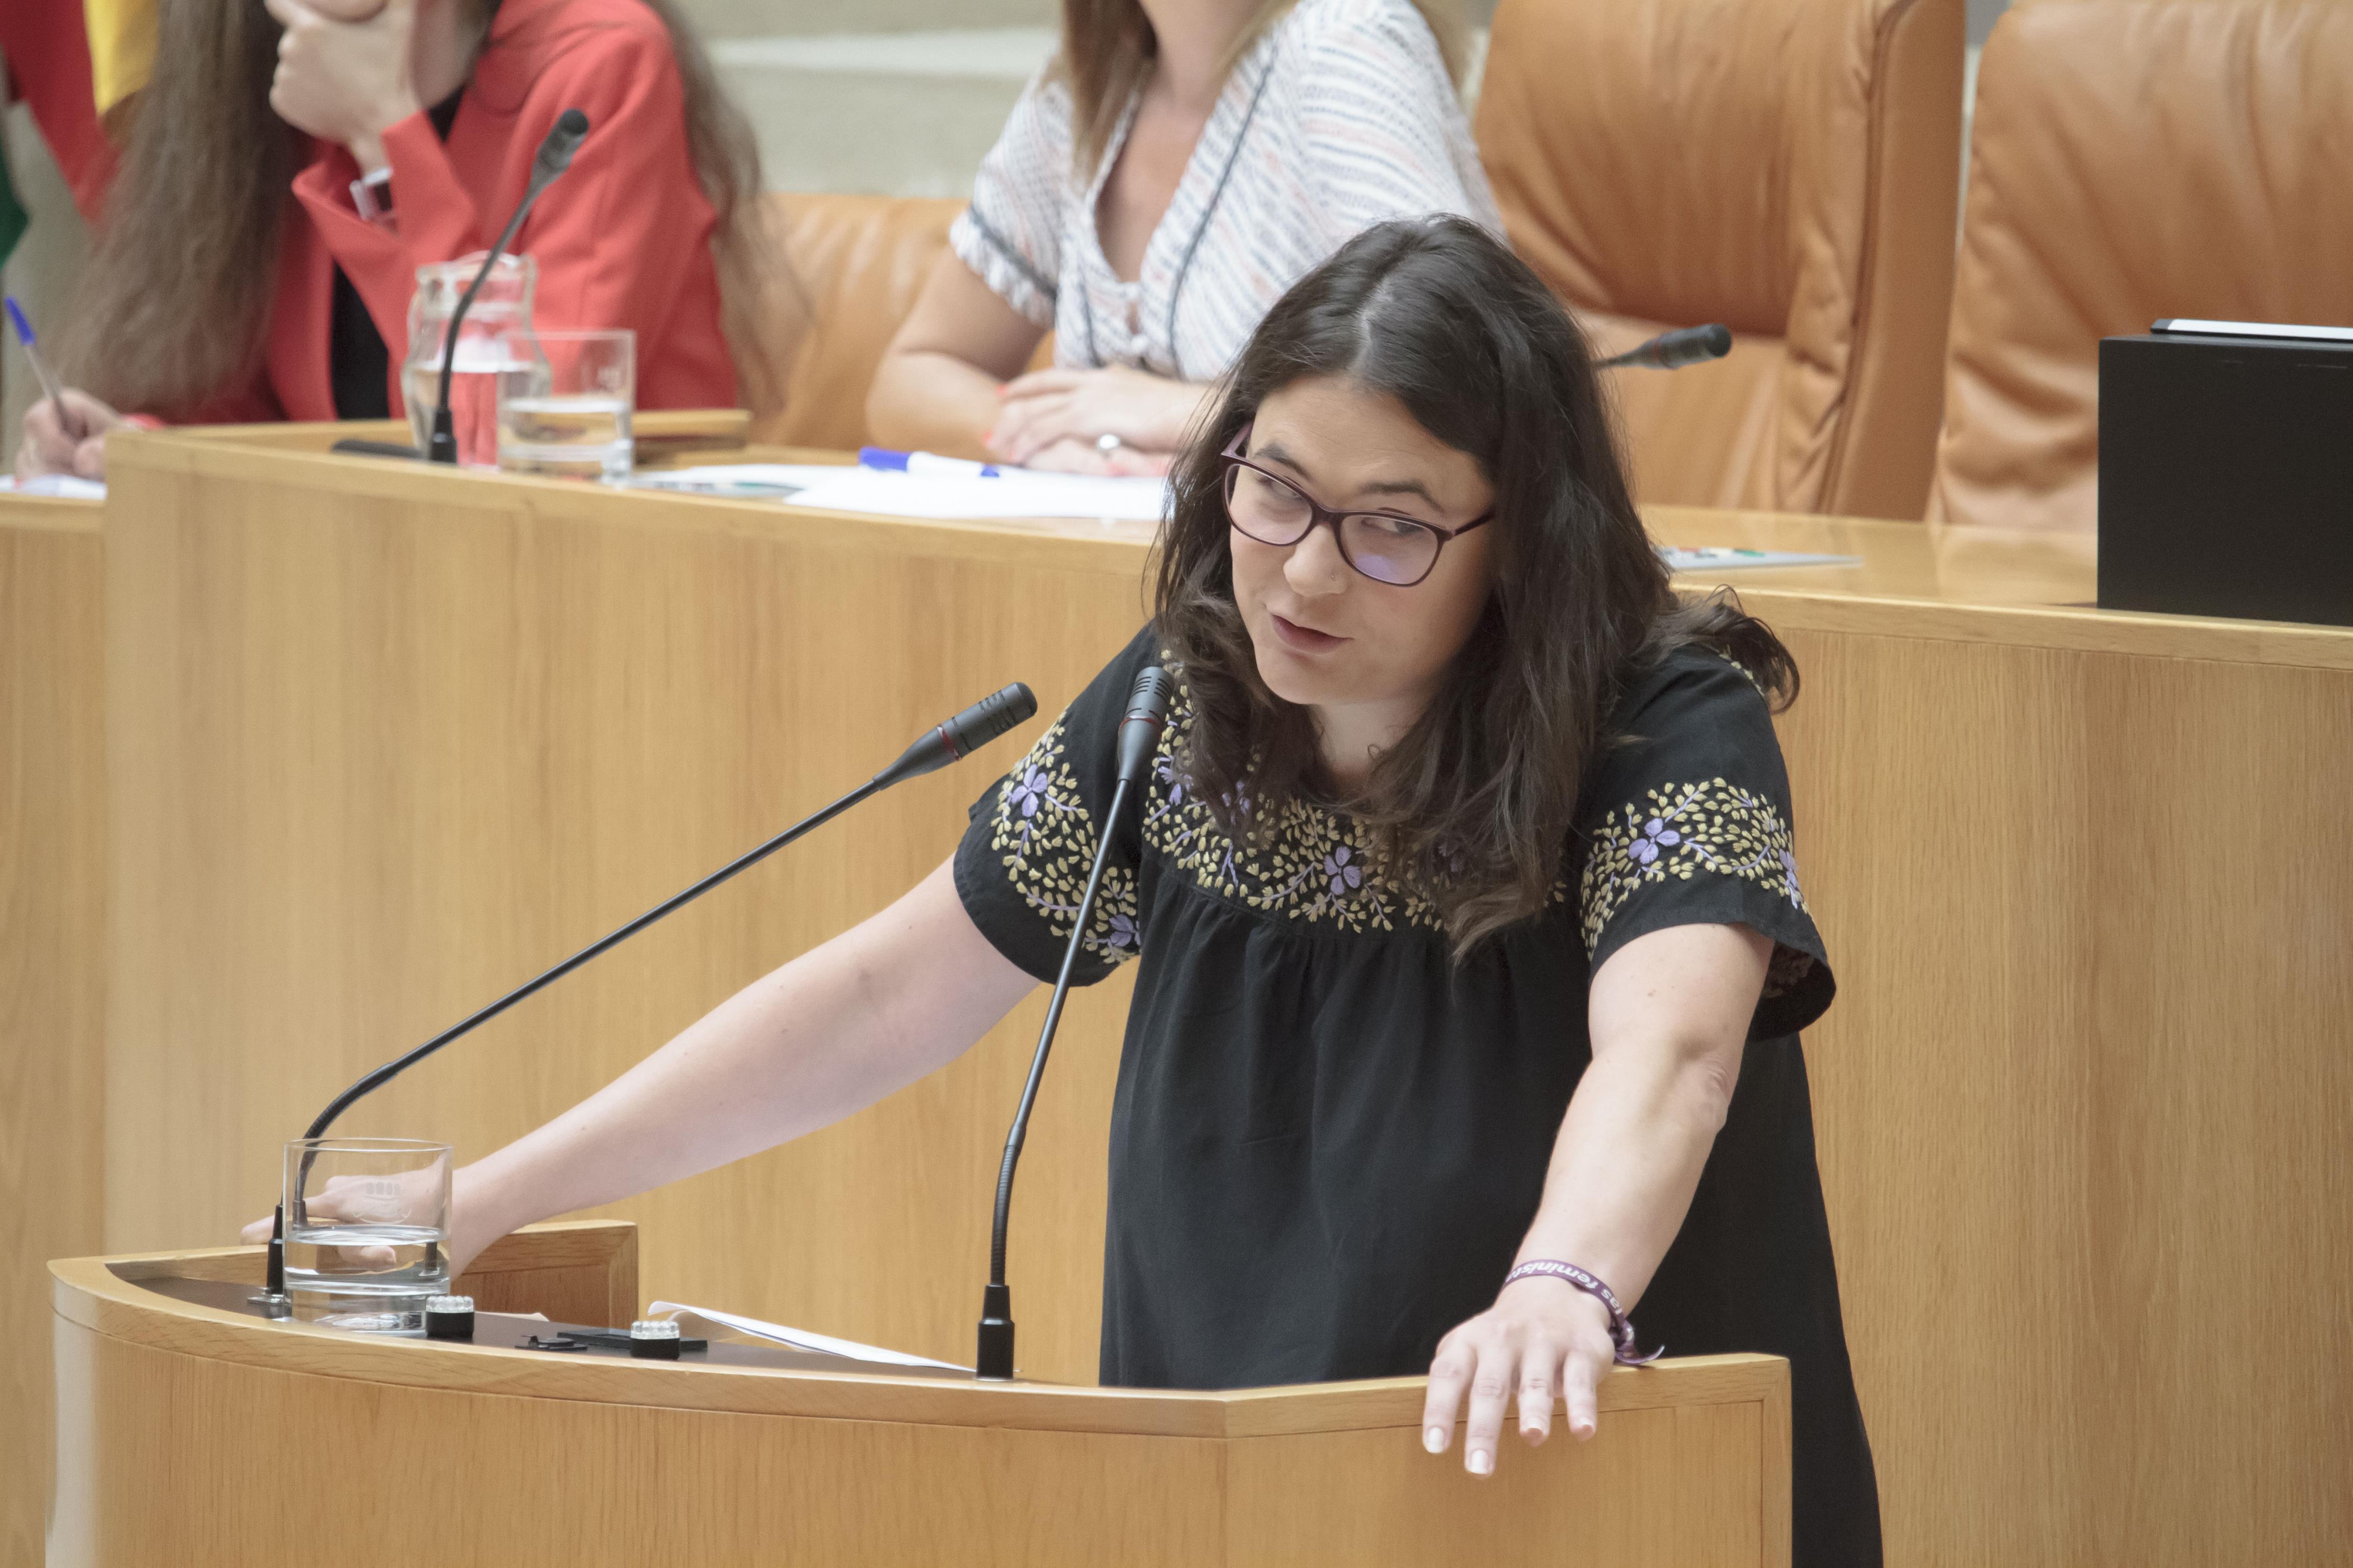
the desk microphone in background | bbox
[425,108,592,464]
[1596,323,1733,371]
[976,664,1175,1380]
[261,681,1039,1303]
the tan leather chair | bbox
[752,193,1059,451]
[1929,0,2353,531]
[753,192,965,450]
[1475,0,1963,520]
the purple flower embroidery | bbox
[1630,817,1682,865]
[1324,844,1362,898]
[1105,911,1139,950]
[1778,848,1802,903]
[1154,754,1187,807]
[1008,764,1051,820]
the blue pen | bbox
[858,446,1003,479]
[5,295,79,438]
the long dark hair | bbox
[63,0,792,417]
[1155,215,1796,955]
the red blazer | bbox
[179,0,735,424]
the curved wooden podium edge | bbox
[51,1236,1786,1443]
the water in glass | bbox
[499,393,634,481]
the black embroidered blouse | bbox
[953,627,1882,1565]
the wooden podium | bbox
[50,1221,1791,1566]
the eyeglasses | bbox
[1218,427,1494,588]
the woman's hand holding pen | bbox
[15,390,123,482]
[1420,1276,1618,1476]
[262,0,421,174]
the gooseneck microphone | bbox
[1596,323,1733,371]
[976,665,1176,1380]
[262,682,1038,1299]
[426,108,592,464]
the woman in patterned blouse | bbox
[383,217,1880,1563]
[865,0,1497,475]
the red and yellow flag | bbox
[0,0,124,223]
[83,0,157,117]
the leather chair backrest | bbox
[753,192,967,450]
[1929,0,2353,531]
[753,192,1062,450]
[1475,0,1962,520]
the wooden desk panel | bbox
[1776,633,2353,1562]
[92,431,2353,1566]
[51,1238,1789,1567]
[1,496,104,1564]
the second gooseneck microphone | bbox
[263,682,1037,1298]
[1596,322,1733,371]
[977,665,1176,1381]
[427,108,592,464]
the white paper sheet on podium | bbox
[647,1300,967,1370]
[626,463,853,498]
[1658,544,1859,571]
[0,473,106,499]
[784,466,1169,523]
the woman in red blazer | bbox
[16,0,778,478]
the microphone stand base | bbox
[975,1284,1015,1381]
[248,1293,293,1319]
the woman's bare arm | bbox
[1420,920,1769,1474]
[245,857,1038,1273]
[866,252,1045,459]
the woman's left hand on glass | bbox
[1421,1275,1618,1476]
[985,365,1210,472]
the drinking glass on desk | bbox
[282,1138,452,1333]
[404,253,538,466]
[497,328,636,482]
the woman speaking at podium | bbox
[312,218,1881,1562]
[13,0,769,481]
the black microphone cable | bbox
[976,665,1176,1380]
[262,682,1037,1303]
[427,108,593,464]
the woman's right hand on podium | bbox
[15,390,124,482]
[239,857,1037,1289]
[239,1167,503,1277]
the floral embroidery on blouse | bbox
[988,658,1809,954]
[1134,676,1477,935]
[1578,780,1807,957]
[985,716,1142,968]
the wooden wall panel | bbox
[1,499,104,1565]
[93,435,2353,1563]
[1781,632,2353,1564]
[103,444,1150,1385]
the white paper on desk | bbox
[647,1300,967,1371]
[785,466,1169,523]
[1660,545,1859,571]
[626,463,853,497]
[0,473,106,499]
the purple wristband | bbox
[1503,1259,1664,1366]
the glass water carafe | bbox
[403,252,542,466]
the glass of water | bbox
[496,328,635,482]
[281,1137,452,1333]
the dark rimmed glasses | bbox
[1218,428,1494,587]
